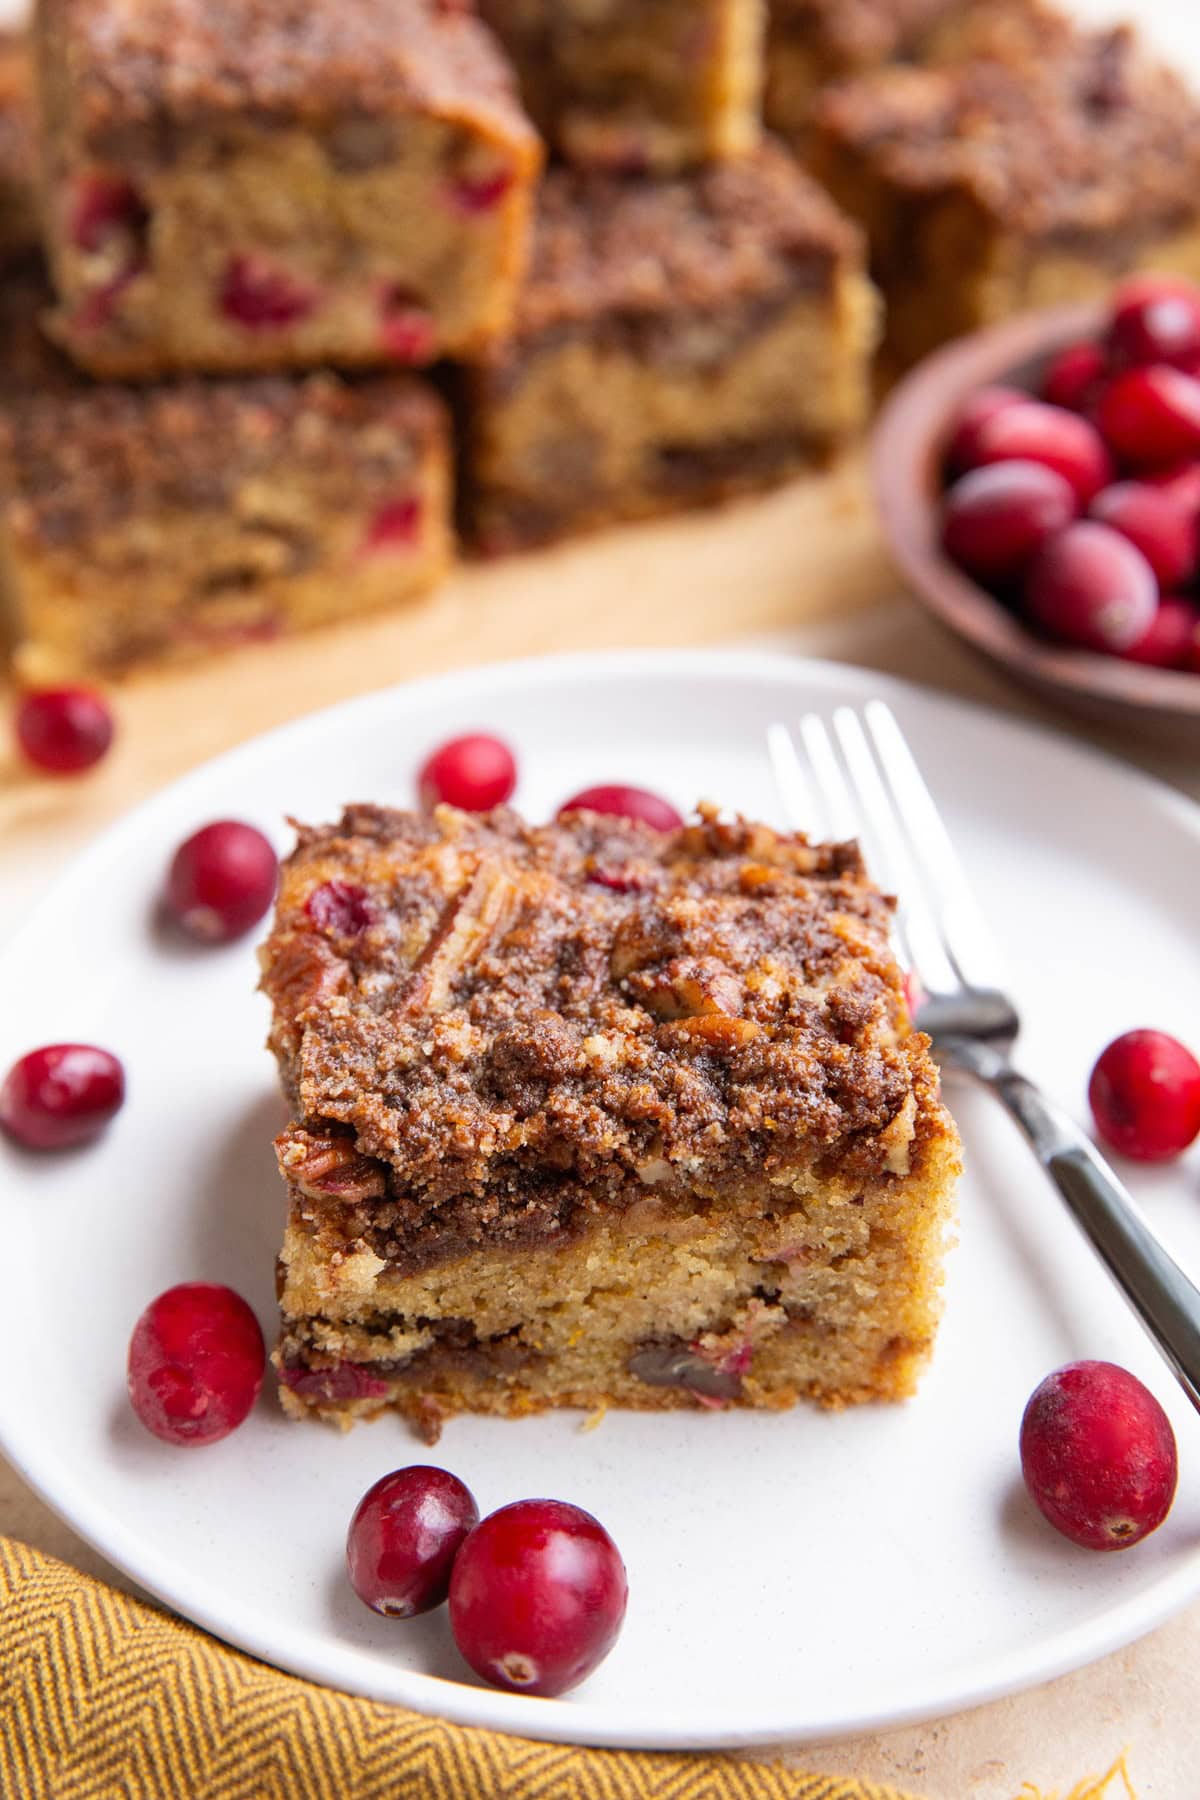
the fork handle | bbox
[945,1036,1200,1414]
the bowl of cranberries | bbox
[871,274,1200,743]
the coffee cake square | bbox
[260,803,960,1439]
[478,0,764,171]
[35,0,542,377]
[808,23,1200,370]
[461,146,879,552]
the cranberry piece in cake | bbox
[347,1466,479,1617]
[128,1283,265,1446]
[448,1500,627,1695]
[1020,1361,1177,1550]
[15,686,114,773]
[36,0,541,377]
[261,802,960,1437]
[165,821,279,943]
[0,1043,125,1150]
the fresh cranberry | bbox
[305,879,373,938]
[1096,366,1200,467]
[448,169,514,214]
[362,496,422,553]
[379,287,437,364]
[963,401,1113,504]
[1088,482,1197,589]
[71,173,148,254]
[1088,1029,1200,1161]
[0,1044,125,1150]
[16,686,114,774]
[448,1499,628,1696]
[219,254,317,329]
[1042,341,1108,413]
[164,820,278,943]
[1107,275,1200,370]
[557,785,684,831]
[347,1466,479,1618]
[1023,522,1157,653]
[1119,597,1198,668]
[941,461,1077,586]
[1144,461,1200,515]
[127,1282,265,1446]
[944,385,1026,472]
[1020,1360,1177,1550]
[277,1361,392,1403]
[418,734,516,811]
[1190,618,1200,673]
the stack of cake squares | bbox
[3,0,1200,683]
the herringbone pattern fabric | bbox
[0,1538,918,1800]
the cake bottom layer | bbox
[274,1128,959,1441]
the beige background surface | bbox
[2,467,1198,1796]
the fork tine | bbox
[863,700,1008,993]
[830,707,959,992]
[765,722,825,837]
[797,713,859,841]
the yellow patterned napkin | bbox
[1,1537,920,1800]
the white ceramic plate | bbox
[3,649,1200,1750]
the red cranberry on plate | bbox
[418,733,517,811]
[962,400,1113,505]
[16,686,114,775]
[557,784,684,830]
[1088,1028,1200,1161]
[1023,522,1157,653]
[347,1466,479,1618]
[941,461,1077,586]
[165,820,279,943]
[449,1498,628,1696]
[1041,341,1108,414]
[1107,275,1200,370]
[127,1282,265,1446]
[1020,1360,1177,1550]
[1096,366,1200,467]
[944,385,1026,472]
[1120,597,1198,669]
[0,1043,125,1150]
[1088,481,1197,591]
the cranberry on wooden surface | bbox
[1041,341,1108,414]
[962,400,1114,504]
[449,1498,628,1696]
[944,385,1026,472]
[1088,481,1197,590]
[941,461,1077,586]
[1096,366,1200,467]
[347,1466,479,1618]
[1088,1029,1200,1161]
[557,785,684,831]
[418,733,517,811]
[16,686,114,774]
[1020,1361,1177,1550]
[1107,275,1200,370]
[165,821,278,943]
[1119,597,1198,669]
[219,254,317,329]
[127,1283,265,1446]
[1023,522,1157,653]
[0,1044,125,1150]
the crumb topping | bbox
[262,803,943,1267]
[815,26,1200,235]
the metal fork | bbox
[769,700,1200,1416]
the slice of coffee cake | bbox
[260,803,960,1439]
